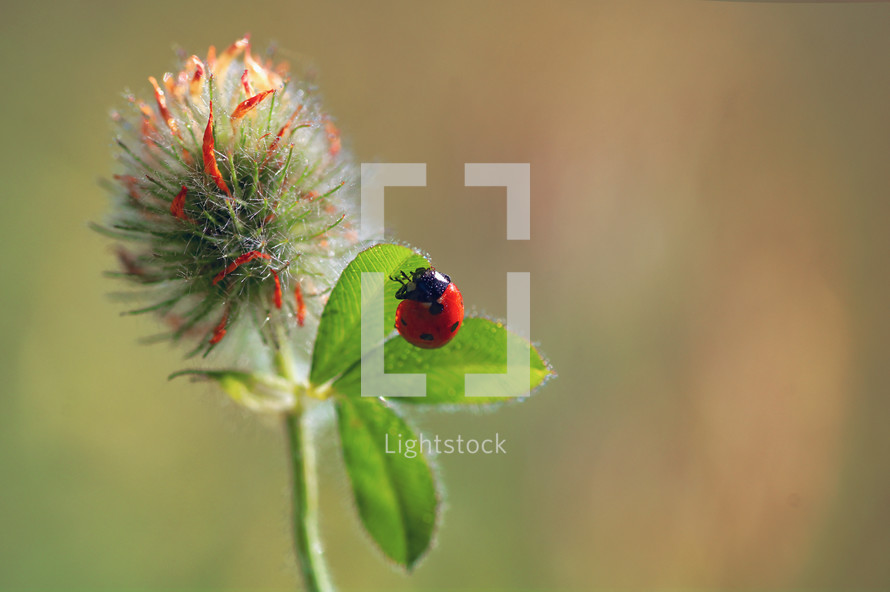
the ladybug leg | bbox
[391,270,416,300]
[388,270,411,284]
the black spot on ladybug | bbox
[400,318,408,326]
[420,333,434,341]
[450,322,459,333]
[429,302,444,315]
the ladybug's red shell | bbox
[395,283,464,349]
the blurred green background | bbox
[2,1,890,590]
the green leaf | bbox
[310,244,428,386]
[332,317,552,404]
[335,397,439,569]
[169,369,295,412]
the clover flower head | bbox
[96,36,358,359]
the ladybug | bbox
[391,267,464,349]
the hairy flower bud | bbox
[96,37,358,359]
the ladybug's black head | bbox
[391,267,451,302]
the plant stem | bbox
[284,410,333,592]
[275,332,332,591]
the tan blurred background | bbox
[2,1,890,590]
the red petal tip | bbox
[202,101,232,198]
[272,270,282,309]
[294,284,306,327]
[231,89,274,121]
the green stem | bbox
[284,410,333,592]
[275,332,332,591]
